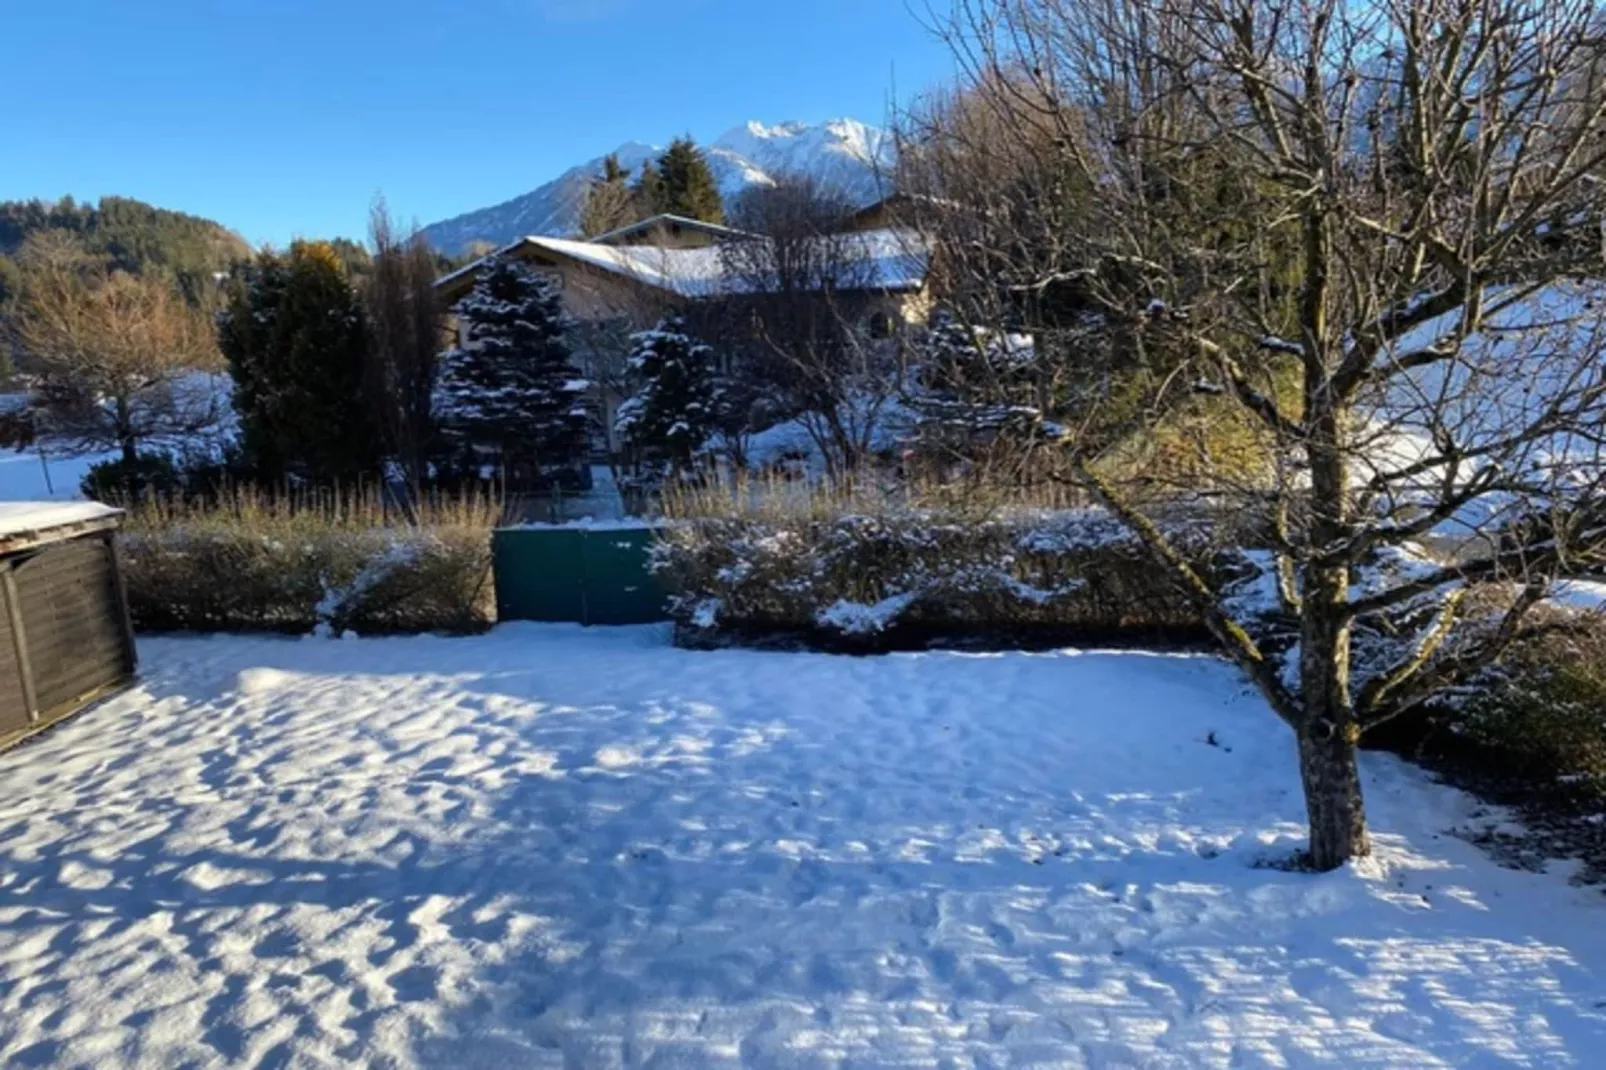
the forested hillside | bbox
[0,195,251,306]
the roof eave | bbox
[589,213,755,246]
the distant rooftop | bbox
[437,227,930,301]
[588,214,753,247]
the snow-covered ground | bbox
[744,396,915,474]
[0,373,234,502]
[0,447,117,501]
[1359,282,1606,540]
[1550,580,1606,613]
[2,627,1605,1068]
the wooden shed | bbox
[0,503,136,750]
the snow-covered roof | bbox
[845,191,960,227]
[0,502,122,552]
[435,239,532,295]
[588,214,754,246]
[436,228,930,302]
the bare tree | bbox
[580,154,642,239]
[716,176,910,476]
[364,198,442,489]
[928,0,1606,868]
[893,77,1186,487]
[14,234,224,468]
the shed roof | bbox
[0,502,123,555]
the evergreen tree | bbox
[614,316,717,474]
[325,237,374,281]
[654,138,725,223]
[0,255,21,316]
[632,161,666,217]
[581,154,641,238]
[434,258,589,484]
[219,242,381,483]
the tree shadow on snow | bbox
[1,627,1604,1066]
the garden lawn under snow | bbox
[2,628,1605,1068]
[0,447,118,502]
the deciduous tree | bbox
[13,235,224,471]
[716,177,907,475]
[932,0,1606,869]
[581,154,642,238]
[363,199,442,488]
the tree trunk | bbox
[1297,560,1371,871]
[1298,331,1368,869]
[114,394,140,472]
[117,435,141,503]
[1298,723,1370,870]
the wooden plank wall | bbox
[0,532,136,747]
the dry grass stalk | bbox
[118,484,501,636]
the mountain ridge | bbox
[421,118,892,257]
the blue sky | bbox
[0,0,953,248]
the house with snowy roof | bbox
[435,212,932,331]
[435,211,933,450]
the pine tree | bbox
[615,316,717,475]
[654,138,725,223]
[434,258,589,485]
[0,254,22,316]
[581,154,641,238]
[219,241,380,483]
[632,161,666,217]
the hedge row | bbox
[652,508,1243,648]
[120,525,494,635]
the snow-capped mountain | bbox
[421,119,892,256]
[709,119,892,205]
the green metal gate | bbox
[493,525,669,626]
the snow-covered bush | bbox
[118,490,496,635]
[906,315,1057,454]
[655,506,1236,645]
[1224,549,1606,805]
[1444,609,1606,800]
[80,453,185,501]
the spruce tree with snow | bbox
[909,314,1049,455]
[614,316,716,476]
[435,257,589,486]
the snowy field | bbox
[2,627,1605,1068]
[0,447,116,502]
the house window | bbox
[867,310,899,339]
